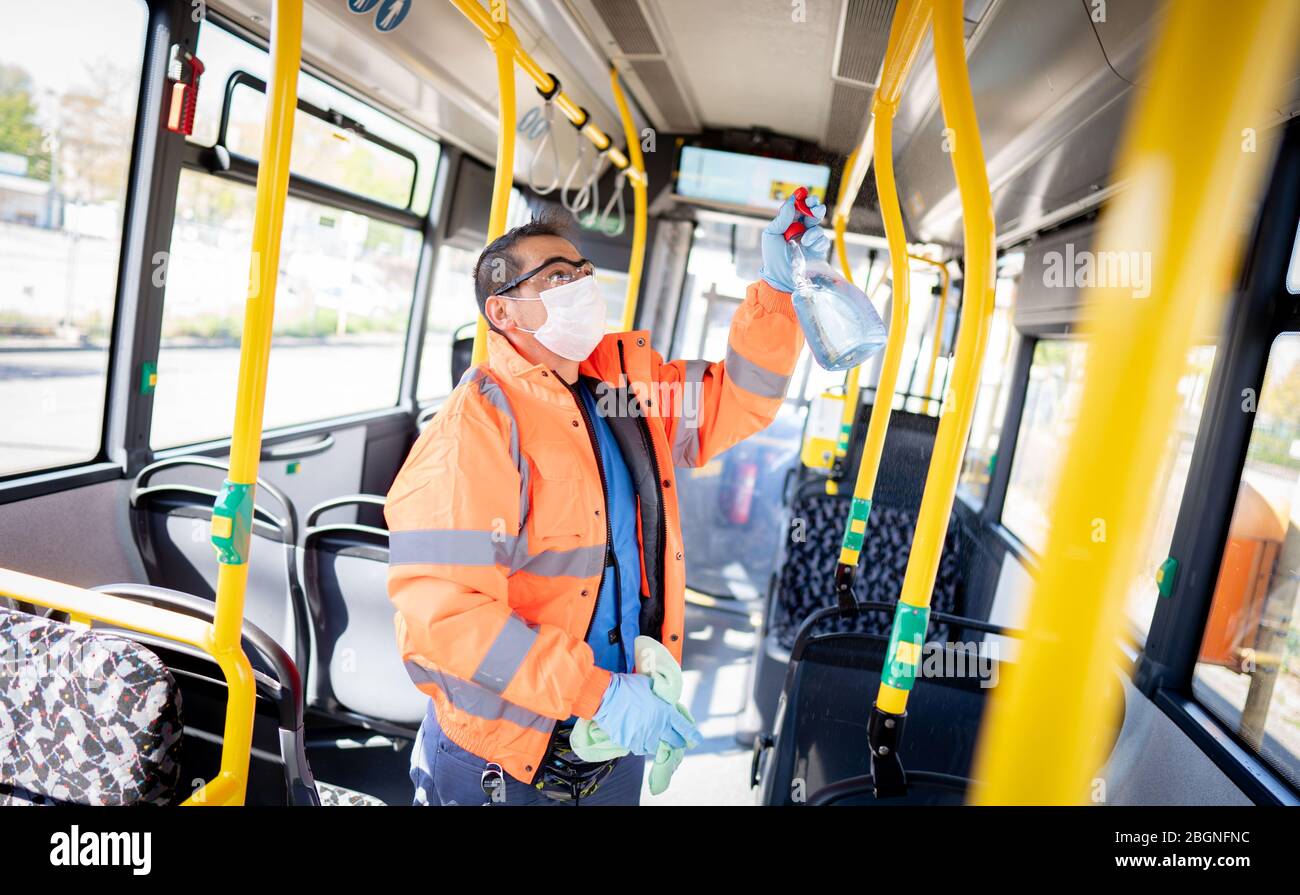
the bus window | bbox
[1193,331,1300,790]
[1126,344,1215,635]
[151,171,421,448]
[0,0,147,478]
[416,244,480,401]
[958,272,1019,506]
[416,187,533,403]
[189,21,440,215]
[1001,339,1089,553]
[1003,340,1215,636]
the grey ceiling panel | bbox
[892,0,1155,246]
[836,0,896,84]
[825,83,874,155]
[629,57,697,132]
[592,0,663,55]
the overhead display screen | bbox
[675,146,830,212]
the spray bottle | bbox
[784,187,888,371]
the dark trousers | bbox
[410,701,646,806]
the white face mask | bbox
[507,275,607,361]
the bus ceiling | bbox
[211,0,1297,248]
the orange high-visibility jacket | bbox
[386,279,803,782]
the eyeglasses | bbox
[490,256,595,297]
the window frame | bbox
[0,1,454,504]
[0,0,174,499]
[217,69,422,213]
[1135,115,1300,804]
[150,10,445,451]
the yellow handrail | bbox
[909,253,951,414]
[826,147,861,496]
[0,568,253,804]
[611,66,647,331]
[873,0,995,727]
[448,0,642,181]
[829,0,931,592]
[199,0,303,806]
[970,0,1300,805]
[458,0,647,362]
[468,0,518,367]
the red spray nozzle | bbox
[783,186,815,242]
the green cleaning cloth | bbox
[572,635,694,795]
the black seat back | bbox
[301,495,425,731]
[91,583,320,806]
[757,613,1000,806]
[129,456,309,677]
[0,605,182,806]
[450,321,476,388]
[756,606,1121,806]
[768,408,981,650]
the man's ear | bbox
[485,295,513,332]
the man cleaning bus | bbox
[386,193,830,805]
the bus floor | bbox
[641,597,760,806]
[301,597,762,806]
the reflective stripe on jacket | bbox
[385,278,803,783]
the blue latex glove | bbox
[591,672,702,757]
[759,192,831,293]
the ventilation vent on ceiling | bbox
[835,0,896,87]
[825,82,874,155]
[628,57,695,132]
[592,0,662,56]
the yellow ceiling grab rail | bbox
[970,0,1300,805]
[448,0,642,182]
[829,0,932,601]
[864,0,997,798]
[610,66,648,331]
[460,0,649,363]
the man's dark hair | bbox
[472,206,578,330]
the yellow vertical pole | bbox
[971,0,1300,805]
[873,0,995,718]
[469,0,518,366]
[830,0,931,605]
[826,148,862,497]
[911,254,951,414]
[611,67,647,331]
[198,0,302,806]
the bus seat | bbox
[770,490,965,650]
[90,583,384,806]
[742,476,968,744]
[129,456,310,679]
[450,321,476,388]
[753,607,1123,806]
[0,605,182,806]
[300,495,426,733]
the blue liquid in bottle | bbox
[789,239,888,371]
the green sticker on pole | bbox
[211,480,253,565]
[882,603,930,691]
[840,496,872,554]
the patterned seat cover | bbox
[0,607,182,806]
[771,493,964,650]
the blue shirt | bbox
[577,380,642,675]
